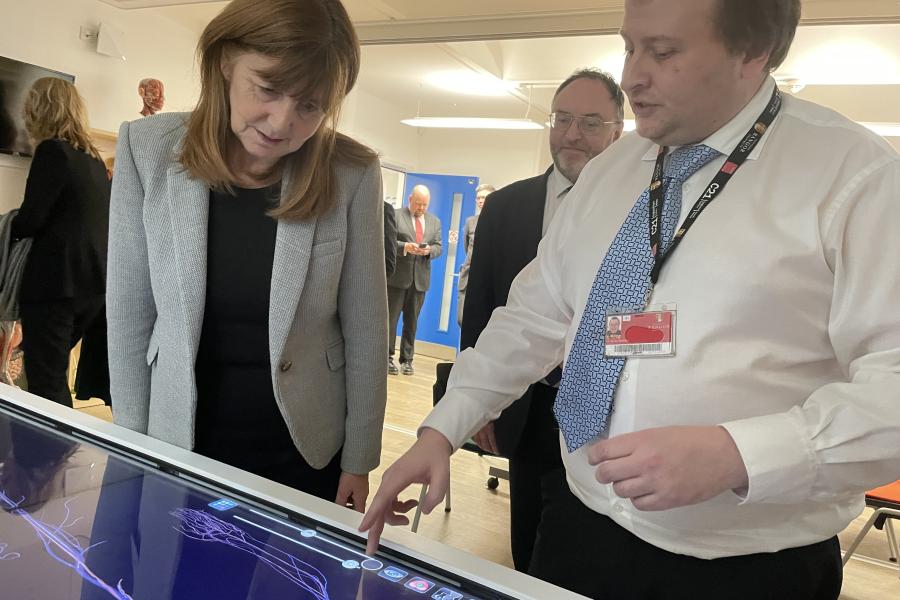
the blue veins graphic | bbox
[171,508,330,600]
[0,489,133,599]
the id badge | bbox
[604,304,676,358]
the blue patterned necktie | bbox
[553,144,722,452]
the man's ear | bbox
[741,49,771,81]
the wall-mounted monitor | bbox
[0,56,75,157]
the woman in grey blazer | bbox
[107,0,387,511]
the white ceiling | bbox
[108,0,900,42]
[355,24,900,126]
[104,0,900,134]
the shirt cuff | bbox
[720,408,816,505]
[419,390,486,452]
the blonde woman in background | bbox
[107,0,387,509]
[11,77,110,408]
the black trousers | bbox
[20,295,105,408]
[528,470,843,600]
[387,284,425,363]
[508,382,563,573]
[74,303,110,405]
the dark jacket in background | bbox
[384,201,397,278]
[458,214,479,293]
[11,138,110,302]
[460,167,552,457]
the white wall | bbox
[339,87,420,172]
[0,155,30,214]
[340,88,552,190]
[416,128,548,190]
[1,0,200,132]
[0,0,200,212]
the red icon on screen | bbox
[404,577,435,593]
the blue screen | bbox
[0,409,488,600]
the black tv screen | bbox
[0,55,75,157]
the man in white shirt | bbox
[363,1,900,598]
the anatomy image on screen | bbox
[0,490,132,599]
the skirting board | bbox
[394,337,456,362]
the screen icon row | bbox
[376,567,467,598]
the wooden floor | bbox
[73,354,899,598]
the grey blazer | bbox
[107,113,388,474]
[387,207,442,292]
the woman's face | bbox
[223,52,326,168]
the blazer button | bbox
[279,360,293,372]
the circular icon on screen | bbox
[361,558,383,571]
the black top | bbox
[194,183,298,469]
[12,138,110,302]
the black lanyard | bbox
[648,87,782,286]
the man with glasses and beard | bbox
[462,69,624,574]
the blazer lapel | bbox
[398,207,413,240]
[269,214,317,368]
[165,159,208,355]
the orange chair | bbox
[842,481,900,577]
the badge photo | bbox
[604,305,677,358]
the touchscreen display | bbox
[0,408,486,600]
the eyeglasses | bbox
[549,112,623,136]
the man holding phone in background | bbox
[387,185,443,376]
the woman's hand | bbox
[335,472,369,513]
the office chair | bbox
[410,361,508,533]
[842,481,900,578]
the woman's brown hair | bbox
[23,78,102,161]
[180,0,376,221]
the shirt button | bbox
[279,360,293,372]
[615,504,625,514]
[621,372,630,382]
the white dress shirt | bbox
[543,167,574,236]
[423,77,900,559]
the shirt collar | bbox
[548,166,575,198]
[641,76,778,162]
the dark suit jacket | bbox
[12,138,110,303]
[457,214,479,293]
[384,201,397,278]
[387,207,443,292]
[460,167,552,458]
